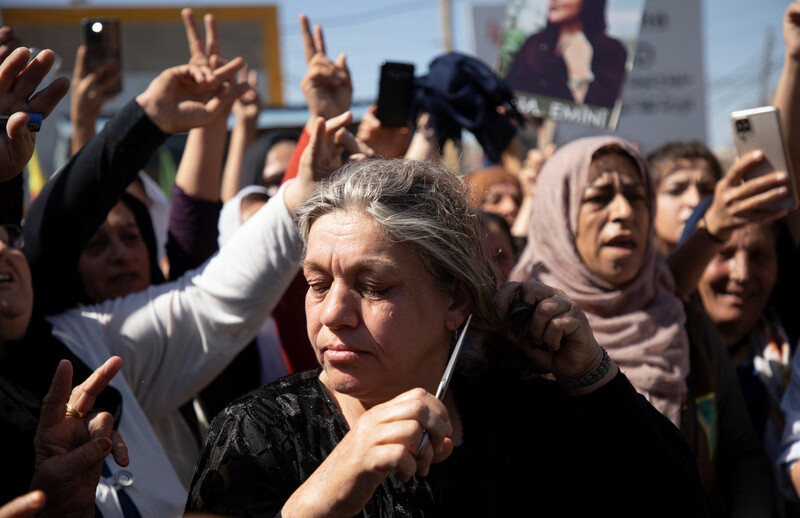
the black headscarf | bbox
[240,131,300,189]
[63,192,165,309]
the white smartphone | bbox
[730,106,798,212]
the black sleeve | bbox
[22,100,167,314]
[186,393,302,517]
[513,372,711,516]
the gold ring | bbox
[65,404,86,418]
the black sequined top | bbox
[187,369,710,517]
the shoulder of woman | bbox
[207,370,329,434]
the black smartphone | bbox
[80,17,122,95]
[375,61,415,127]
[731,106,798,212]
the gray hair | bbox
[294,158,499,329]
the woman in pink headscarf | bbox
[511,136,775,517]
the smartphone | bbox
[80,17,122,95]
[731,106,798,212]
[375,61,415,127]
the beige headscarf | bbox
[510,136,689,426]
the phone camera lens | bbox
[736,119,751,133]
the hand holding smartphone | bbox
[375,62,415,128]
[731,106,798,212]
[80,17,122,95]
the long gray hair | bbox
[294,158,500,330]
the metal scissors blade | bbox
[417,313,472,459]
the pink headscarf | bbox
[510,136,689,426]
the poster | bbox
[499,0,647,129]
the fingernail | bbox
[98,437,112,453]
[28,491,44,505]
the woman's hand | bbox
[135,58,247,134]
[282,388,453,518]
[0,47,69,182]
[299,14,352,123]
[0,492,45,518]
[69,45,122,154]
[702,150,792,242]
[356,104,412,159]
[286,112,373,211]
[31,357,126,518]
[784,1,800,62]
[70,46,121,124]
[231,67,261,124]
[496,281,615,389]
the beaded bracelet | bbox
[557,347,610,389]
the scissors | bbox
[416,313,473,459]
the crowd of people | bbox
[2,3,800,517]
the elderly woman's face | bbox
[549,0,584,25]
[78,201,151,303]
[575,153,650,286]
[654,159,716,251]
[303,210,456,405]
[697,224,778,346]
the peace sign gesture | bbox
[30,357,126,517]
[299,14,352,123]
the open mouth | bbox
[604,236,636,250]
[0,273,13,284]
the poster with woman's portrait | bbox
[500,0,646,130]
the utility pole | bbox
[440,0,453,53]
[759,27,775,105]
[438,0,460,170]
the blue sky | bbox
[0,0,792,149]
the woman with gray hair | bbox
[187,158,708,517]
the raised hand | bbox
[232,67,261,122]
[355,104,412,159]
[31,357,126,518]
[299,14,352,122]
[495,281,615,391]
[702,150,792,242]
[282,388,452,517]
[784,1,800,61]
[285,111,374,211]
[70,45,122,154]
[135,58,248,134]
[183,8,219,67]
[0,47,70,181]
[0,26,23,66]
